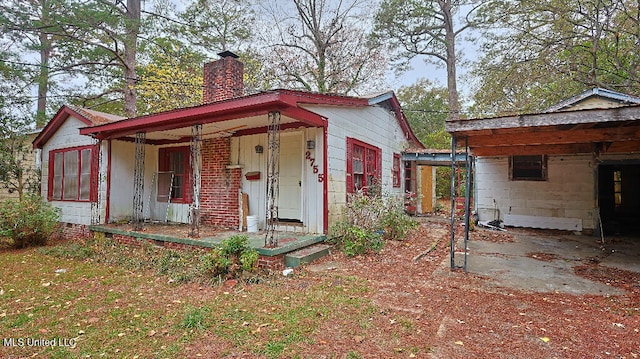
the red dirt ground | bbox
[186,216,640,358]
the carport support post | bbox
[449,136,457,270]
[463,137,472,272]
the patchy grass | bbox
[0,239,376,358]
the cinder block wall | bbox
[475,154,594,230]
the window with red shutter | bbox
[346,137,381,196]
[48,145,96,202]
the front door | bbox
[278,133,303,221]
[598,163,640,235]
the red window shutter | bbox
[345,138,354,194]
[376,147,382,183]
[47,150,55,201]
[90,144,99,202]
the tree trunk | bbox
[36,0,52,128]
[124,0,140,118]
[440,0,460,122]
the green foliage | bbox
[340,226,383,257]
[331,190,417,256]
[472,0,640,116]
[380,198,419,240]
[0,196,60,248]
[197,249,231,279]
[396,79,450,150]
[217,235,259,278]
[180,305,211,330]
[136,43,205,114]
[240,249,259,272]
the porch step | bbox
[284,244,331,268]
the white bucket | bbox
[246,215,258,233]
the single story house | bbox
[446,88,640,236]
[33,51,423,238]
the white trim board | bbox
[504,214,582,231]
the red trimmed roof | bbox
[79,90,372,140]
[33,105,125,149]
[38,89,423,149]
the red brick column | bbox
[200,138,241,228]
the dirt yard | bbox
[310,218,640,358]
[2,217,638,358]
[180,216,640,358]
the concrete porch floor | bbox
[445,229,640,295]
[88,225,326,256]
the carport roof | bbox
[445,104,640,156]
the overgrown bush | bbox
[330,189,417,256]
[0,196,60,248]
[202,235,260,279]
[380,197,418,240]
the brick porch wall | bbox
[53,223,93,241]
[258,254,285,271]
[101,231,285,270]
[200,137,241,228]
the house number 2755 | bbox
[305,151,324,182]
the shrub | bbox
[197,249,230,278]
[380,197,418,241]
[0,196,60,248]
[330,189,417,256]
[211,235,259,279]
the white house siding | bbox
[475,154,595,230]
[41,116,106,225]
[303,105,411,227]
[230,128,325,233]
[107,140,167,223]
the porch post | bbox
[91,139,103,225]
[265,111,281,247]
[189,124,202,238]
[132,132,145,231]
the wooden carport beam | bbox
[465,126,640,147]
[445,105,640,133]
[467,140,640,156]
[469,143,593,156]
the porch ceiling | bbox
[446,106,640,156]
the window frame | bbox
[509,155,548,181]
[392,153,401,188]
[47,145,97,202]
[158,146,191,204]
[346,137,381,195]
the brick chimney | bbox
[203,50,244,104]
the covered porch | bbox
[81,91,333,242]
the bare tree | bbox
[259,0,387,94]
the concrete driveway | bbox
[454,229,640,295]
